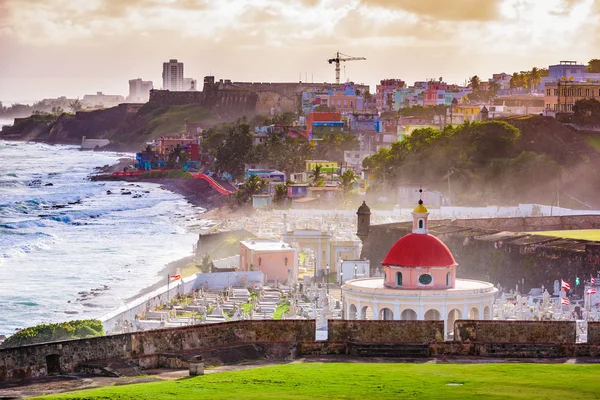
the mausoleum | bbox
[342,199,498,337]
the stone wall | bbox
[129,320,314,356]
[455,320,576,343]
[587,322,600,344]
[328,320,444,343]
[0,333,131,381]
[0,320,314,382]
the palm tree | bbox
[339,169,356,195]
[310,165,324,186]
[530,67,541,93]
[273,183,288,207]
[68,99,83,112]
[469,76,481,92]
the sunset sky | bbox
[1,0,598,104]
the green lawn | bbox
[34,362,600,399]
[530,229,600,241]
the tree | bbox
[469,75,481,92]
[273,183,288,207]
[167,144,188,169]
[309,165,324,186]
[588,59,600,73]
[51,106,64,115]
[529,67,541,92]
[211,121,254,179]
[339,169,356,195]
[573,98,600,125]
[69,99,83,112]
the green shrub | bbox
[0,319,105,348]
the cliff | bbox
[0,103,218,151]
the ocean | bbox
[0,140,204,336]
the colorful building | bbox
[239,240,297,283]
[544,81,600,113]
[376,79,405,111]
[305,160,338,173]
[305,112,344,140]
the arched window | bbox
[384,272,386,282]
[418,219,424,229]
[446,272,451,286]
[397,272,402,286]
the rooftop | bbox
[240,240,293,252]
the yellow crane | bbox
[327,51,366,84]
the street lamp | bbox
[326,264,330,295]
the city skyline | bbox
[0,0,599,103]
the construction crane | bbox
[327,51,366,84]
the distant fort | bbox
[148,76,369,115]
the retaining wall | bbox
[328,320,444,343]
[454,320,576,343]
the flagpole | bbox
[167,273,170,305]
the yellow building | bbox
[305,160,338,172]
[447,105,482,124]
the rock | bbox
[44,183,54,186]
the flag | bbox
[561,297,570,305]
[169,274,181,281]
[592,276,596,285]
[561,279,571,291]
[587,288,597,295]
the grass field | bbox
[35,362,600,399]
[530,229,600,241]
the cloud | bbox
[359,0,505,20]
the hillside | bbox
[364,116,600,208]
[0,103,218,151]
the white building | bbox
[127,78,153,102]
[342,200,498,338]
[81,92,125,109]
[162,59,184,91]
[183,78,197,91]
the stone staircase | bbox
[348,343,430,358]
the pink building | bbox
[376,79,405,111]
[239,240,297,283]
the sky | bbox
[0,0,599,104]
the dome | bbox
[357,201,371,215]
[413,203,428,214]
[381,233,457,267]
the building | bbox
[81,92,125,109]
[239,240,297,283]
[376,79,405,111]
[544,81,600,113]
[342,200,498,337]
[183,78,197,91]
[540,61,600,91]
[305,160,338,173]
[127,79,153,103]
[162,59,184,91]
[447,104,483,124]
[343,149,374,175]
[306,112,343,140]
[490,73,512,90]
[155,135,200,161]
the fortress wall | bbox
[328,320,444,343]
[129,320,315,356]
[0,333,132,381]
[454,320,576,344]
[0,320,314,382]
[586,322,600,344]
[0,319,597,382]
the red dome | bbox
[381,233,457,267]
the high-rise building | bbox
[162,59,184,91]
[127,78,153,102]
